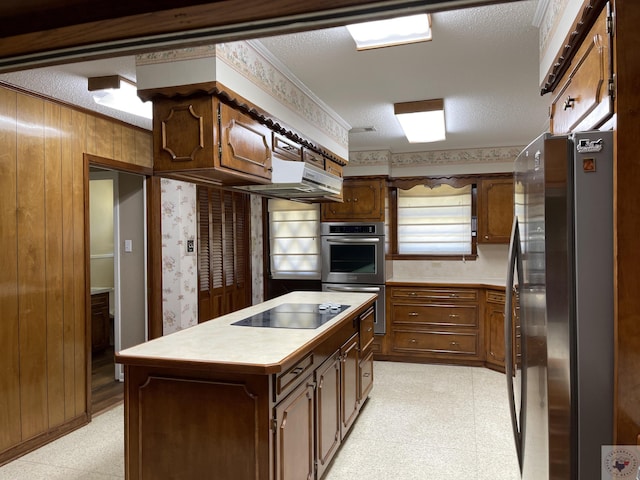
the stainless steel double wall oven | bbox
[320,222,386,334]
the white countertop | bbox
[117,291,377,371]
[386,277,506,287]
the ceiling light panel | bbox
[394,99,446,143]
[88,75,152,119]
[346,14,432,50]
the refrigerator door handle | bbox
[505,215,525,473]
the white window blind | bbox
[397,184,472,255]
[268,199,321,279]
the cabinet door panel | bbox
[340,334,359,438]
[321,178,384,222]
[478,178,513,244]
[219,104,272,180]
[315,354,341,479]
[359,350,374,402]
[274,379,315,480]
[550,7,613,134]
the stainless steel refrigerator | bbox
[505,130,614,480]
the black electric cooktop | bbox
[231,303,350,329]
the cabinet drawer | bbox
[272,133,302,161]
[486,290,505,304]
[391,288,478,302]
[392,330,479,357]
[303,148,324,169]
[392,304,478,327]
[91,292,109,308]
[274,352,315,402]
[325,159,343,178]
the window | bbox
[392,182,476,258]
[268,199,321,279]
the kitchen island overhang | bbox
[116,291,377,480]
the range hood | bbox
[236,157,342,199]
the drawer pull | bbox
[363,373,370,378]
[367,327,373,332]
[449,314,460,318]
[449,293,458,298]
[409,338,417,344]
[291,367,304,375]
[409,292,417,296]
[408,312,419,317]
[563,96,576,110]
[450,341,459,347]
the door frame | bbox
[83,153,158,415]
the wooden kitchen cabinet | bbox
[387,285,483,365]
[340,333,360,438]
[321,177,386,222]
[152,94,273,185]
[485,288,507,371]
[478,177,514,244]
[274,378,316,480]
[91,292,111,352]
[550,4,613,135]
[315,353,341,479]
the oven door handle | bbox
[325,237,381,244]
[324,285,382,293]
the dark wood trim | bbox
[0,414,88,467]
[540,0,610,95]
[85,154,153,176]
[389,172,511,190]
[0,0,515,71]
[0,81,150,134]
[83,155,92,418]
[147,176,164,340]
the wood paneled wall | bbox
[0,84,151,462]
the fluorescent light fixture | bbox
[88,75,152,119]
[346,14,432,50]
[394,99,446,143]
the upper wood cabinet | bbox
[153,95,273,185]
[549,3,613,134]
[478,177,514,244]
[321,177,386,222]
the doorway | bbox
[89,166,147,413]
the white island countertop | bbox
[116,291,377,374]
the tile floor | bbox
[0,361,520,480]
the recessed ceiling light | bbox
[346,14,432,50]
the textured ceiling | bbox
[0,0,548,156]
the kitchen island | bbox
[116,291,377,480]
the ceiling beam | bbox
[0,0,523,72]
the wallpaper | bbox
[160,179,198,335]
[349,146,523,168]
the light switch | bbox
[124,239,133,253]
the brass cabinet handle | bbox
[408,312,419,316]
[450,341,459,347]
[292,367,304,375]
[409,338,417,343]
[449,314,460,318]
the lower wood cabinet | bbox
[274,378,316,480]
[90,292,110,352]
[340,333,360,438]
[485,289,507,371]
[387,286,483,365]
[315,353,341,479]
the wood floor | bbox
[91,346,123,415]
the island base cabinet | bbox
[340,333,360,439]
[315,353,341,479]
[122,366,272,480]
[274,379,315,480]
